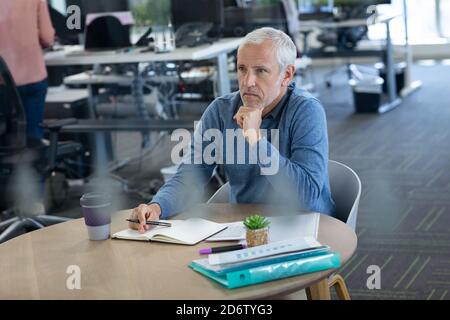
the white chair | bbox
[206,181,230,204]
[208,160,361,228]
[327,160,361,300]
[206,160,362,300]
[328,160,361,232]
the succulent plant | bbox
[243,214,270,230]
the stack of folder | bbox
[189,238,340,289]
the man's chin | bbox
[243,98,263,109]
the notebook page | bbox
[205,222,245,241]
[111,220,182,240]
[152,218,226,245]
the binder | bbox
[189,251,340,289]
[207,237,322,265]
[193,245,331,275]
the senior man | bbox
[130,27,335,232]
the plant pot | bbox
[245,227,269,247]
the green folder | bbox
[189,251,341,289]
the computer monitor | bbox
[84,12,133,50]
[171,0,224,37]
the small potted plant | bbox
[243,214,270,247]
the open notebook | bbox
[112,218,226,245]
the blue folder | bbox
[189,251,341,289]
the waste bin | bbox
[374,62,406,95]
[349,76,384,113]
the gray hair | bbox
[238,27,297,72]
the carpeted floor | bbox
[317,62,450,300]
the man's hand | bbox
[128,203,162,233]
[233,106,262,145]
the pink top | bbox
[0,0,55,86]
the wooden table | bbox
[0,204,357,299]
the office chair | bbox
[318,25,371,88]
[327,160,361,300]
[310,2,372,89]
[206,160,361,300]
[0,56,78,243]
[280,0,317,93]
[84,15,131,51]
[206,179,230,204]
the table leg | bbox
[305,278,331,300]
[132,64,151,148]
[87,83,96,118]
[379,20,401,113]
[401,0,422,97]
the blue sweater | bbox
[152,82,336,218]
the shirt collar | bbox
[263,83,293,121]
[235,82,294,121]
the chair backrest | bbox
[279,0,303,56]
[206,181,230,204]
[280,0,301,35]
[328,160,361,231]
[206,160,361,231]
[0,56,27,155]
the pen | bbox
[126,219,171,227]
[199,244,246,255]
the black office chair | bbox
[280,0,317,93]
[317,24,370,87]
[84,15,131,51]
[291,1,377,89]
[0,56,80,243]
[313,4,375,88]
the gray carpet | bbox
[317,62,450,300]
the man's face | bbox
[237,41,285,110]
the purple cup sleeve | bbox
[82,206,112,227]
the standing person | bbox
[0,0,55,141]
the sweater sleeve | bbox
[150,101,223,218]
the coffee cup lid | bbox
[80,192,112,207]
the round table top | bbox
[0,204,357,299]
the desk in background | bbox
[45,38,243,97]
[300,13,403,113]
[45,39,241,158]
[45,87,89,118]
[0,204,357,299]
[45,39,242,151]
